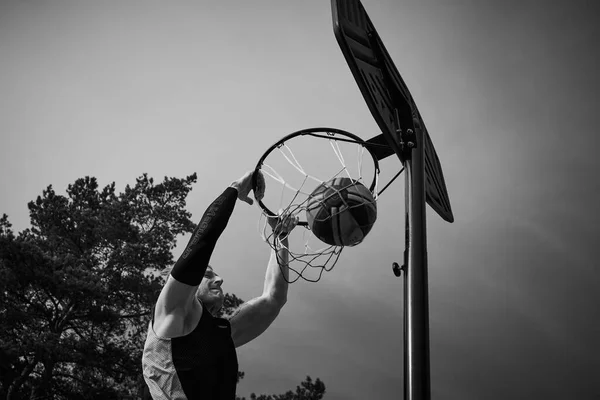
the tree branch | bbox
[6,355,38,400]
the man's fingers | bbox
[283,215,296,229]
[240,195,253,205]
[254,186,264,201]
[254,171,266,201]
[275,213,299,234]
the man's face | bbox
[196,266,224,313]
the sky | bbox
[1,0,599,399]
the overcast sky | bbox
[1,0,599,399]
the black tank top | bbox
[142,304,239,399]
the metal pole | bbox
[403,125,431,400]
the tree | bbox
[237,376,325,400]
[0,174,325,399]
[0,174,197,399]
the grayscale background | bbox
[1,1,598,399]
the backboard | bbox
[332,0,454,223]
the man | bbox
[142,170,298,399]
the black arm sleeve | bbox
[171,187,238,286]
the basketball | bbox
[306,177,377,246]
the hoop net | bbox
[256,129,379,283]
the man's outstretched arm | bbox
[153,171,264,337]
[229,216,298,348]
[154,187,238,333]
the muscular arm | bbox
[229,237,290,348]
[153,187,238,337]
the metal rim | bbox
[253,127,381,226]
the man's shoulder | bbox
[152,298,203,339]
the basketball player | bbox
[142,170,298,399]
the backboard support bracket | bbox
[394,109,417,159]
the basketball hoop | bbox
[253,127,382,282]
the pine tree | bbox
[0,174,325,399]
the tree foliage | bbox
[0,174,197,399]
[0,174,325,399]
[237,376,325,400]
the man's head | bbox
[196,265,224,314]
